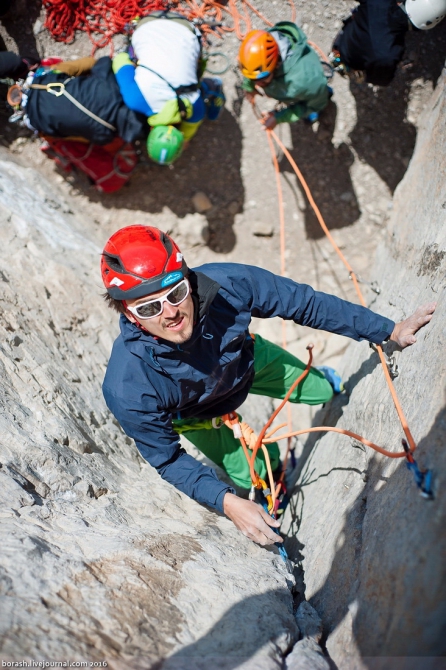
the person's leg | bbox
[57,57,96,77]
[173,417,280,490]
[250,333,334,405]
[0,51,37,79]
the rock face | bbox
[282,73,446,667]
[0,151,298,668]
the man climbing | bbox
[112,10,225,165]
[238,23,331,130]
[101,226,436,547]
[330,0,446,87]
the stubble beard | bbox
[161,309,193,344]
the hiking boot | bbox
[317,366,344,394]
[305,111,319,124]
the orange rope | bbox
[222,346,312,505]
[268,129,417,454]
[263,427,406,459]
[242,0,272,26]
[43,0,298,53]
[308,40,330,63]
[265,127,294,495]
[250,346,314,470]
[223,411,259,485]
[225,104,419,508]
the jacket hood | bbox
[189,269,220,319]
[269,22,308,77]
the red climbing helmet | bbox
[101,225,188,300]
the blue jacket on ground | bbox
[102,264,394,512]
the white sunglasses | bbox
[126,279,190,320]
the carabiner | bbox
[46,82,65,97]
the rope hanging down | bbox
[226,110,434,513]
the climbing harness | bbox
[137,63,198,120]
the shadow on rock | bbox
[278,100,360,240]
[1,0,42,57]
[150,588,297,670]
[349,22,446,194]
[286,345,383,494]
[297,404,446,665]
[65,108,244,254]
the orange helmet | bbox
[239,30,279,80]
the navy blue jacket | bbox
[27,57,145,144]
[103,264,394,512]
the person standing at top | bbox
[113,10,224,166]
[238,22,331,129]
[331,0,446,87]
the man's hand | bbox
[244,91,256,104]
[261,112,277,130]
[223,492,282,546]
[389,302,436,348]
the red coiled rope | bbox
[42,0,296,55]
[43,0,169,54]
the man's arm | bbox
[103,383,282,545]
[234,264,435,347]
[112,53,153,116]
[103,386,234,512]
[237,265,394,343]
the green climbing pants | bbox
[173,334,333,489]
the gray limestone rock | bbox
[0,151,297,667]
[282,70,446,669]
[295,601,323,642]
[285,638,330,670]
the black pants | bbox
[0,51,39,79]
[0,0,12,17]
[333,0,409,86]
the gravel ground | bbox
[0,0,445,442]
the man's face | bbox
[255,72,274,87]
[125,280,194,344]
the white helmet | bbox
[404,0,446,29]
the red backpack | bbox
[41,136,138,193]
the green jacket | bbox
[242,22,328,124]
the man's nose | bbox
[162,301,179,318]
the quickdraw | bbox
[402,439,434,500]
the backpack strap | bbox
[30,79,116,131]
[136,63,198,119]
